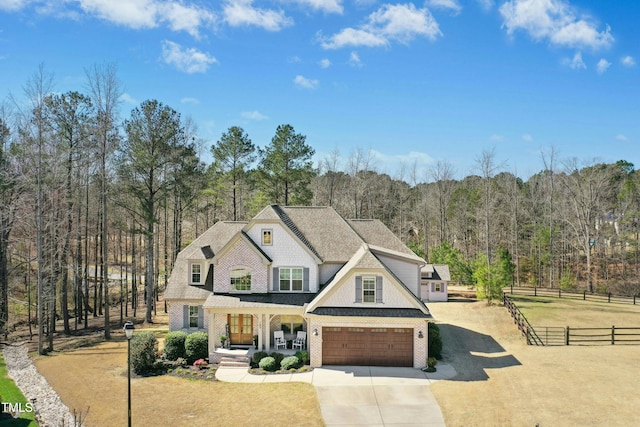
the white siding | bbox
[319,263,343,285]
[321,272,415,308]
[376,254,420,296]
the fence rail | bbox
[507,286,640,305]
[503,292,640,346]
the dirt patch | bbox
[428,300,640,426]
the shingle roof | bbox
[347,219,416,256]
[309,307,432,318]
[203,293,314,309]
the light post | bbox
[123,321,135,427]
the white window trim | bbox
[230,267,252,292]
[362,276,376,303]
[262,229,273,246]
[190,262,203,285]
[279,267,304,292]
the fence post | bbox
[534,286,537,296]
[565,326,570,345]
[612,325,615,345]
[559,288,561,298]
[608,293,611,303]
[583,290,586,300]
[634,295,637,305]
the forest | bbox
[2,64,639,354]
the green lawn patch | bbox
[0,351,38,426]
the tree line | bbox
[1,64,638,353]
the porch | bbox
[211,345,307,367]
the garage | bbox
[322,327,413,367]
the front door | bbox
[228,314,253,345]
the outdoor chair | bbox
[292,331,306,350]
[274,330,286,350]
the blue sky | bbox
[1,0,638,179]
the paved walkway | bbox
[216,364,457,426]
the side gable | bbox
[213,232,272,293]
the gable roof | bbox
[213,231,272,265]
[422,264,451,281]
[347,219,416,256]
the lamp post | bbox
[123,321,135,427]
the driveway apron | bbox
[311,366,453,427]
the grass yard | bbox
[429,298,640,426]
[33,339,323,427]
[508,294,640,326]
[0,352,38,426]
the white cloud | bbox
[321,3,442,49]
[370,150,434,169]
[77,0,216,37]
[563,51,586,69]
[288,0,343,14]
[0,0,26,12]
[476,0,494,11]
[319,58,331,68]
[223,0,293,31]
[349,51,363,67]
[161,40,217,73]
[119,92,138,105]
[181,97,200,105]
[616,134,628,142]
[596,58,610,74]
[489,134,504,142]
[427,0,462,14]
[241,110,269,120]
[522,133,533,142]
[293,75,319,89]
[499,0,614,50]
[621,55,635,67]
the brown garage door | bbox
[322,327,413,367]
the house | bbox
[164,205,432,368]
[420,264,451,302]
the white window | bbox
[280,267,303,291]
[363,277,376,303]
[231,268,251,291]
[434,283,442,292]
[189,306,199,328]
[262,229,272,245]
[190,263,202,284]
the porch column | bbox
[265,313,271,351]
[257,314,263,351]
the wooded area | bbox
[2,65,639,354]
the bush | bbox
[164,331,188,361]
[269,352,284,367]
[252,351,268,367]
[130,331,158,375]
[280,356,300,370]
[185,331,209,363]
[294,350,309,365]
[428,323,443,360]
[259,356,277,371]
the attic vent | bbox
[200,245,214,259]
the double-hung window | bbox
[190,263,202,284]
[189,306,199,328]
[280,267,303,291]
[363,277,376,303]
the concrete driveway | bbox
[216,363,456,426]
[312,366,455,427]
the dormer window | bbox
[190,263,203,285]
[262,229,272,245]
[363,277,376,303]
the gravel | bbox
[3,343,80,426]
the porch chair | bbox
[274,330,286,350]
[292,331,306,350]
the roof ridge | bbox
[272,205,322,260]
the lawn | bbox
[0,351,38,426]
[33,339,323,427]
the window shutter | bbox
[197,305,204,329]
[272,267,279,291]
[376,276,383,303]
[183,305,189,329]
[303,268,310,292]
[355,276,362,303]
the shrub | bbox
[130,331,158,375]
[269,352,284,367]
[185,332,209,363]
[428,323,443,360]
[427,357,438,368]
[280,355,300,370]
[164,331,188,361]
[252,351,268,367]
[259,356,277,371]
[294,350,309,365]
